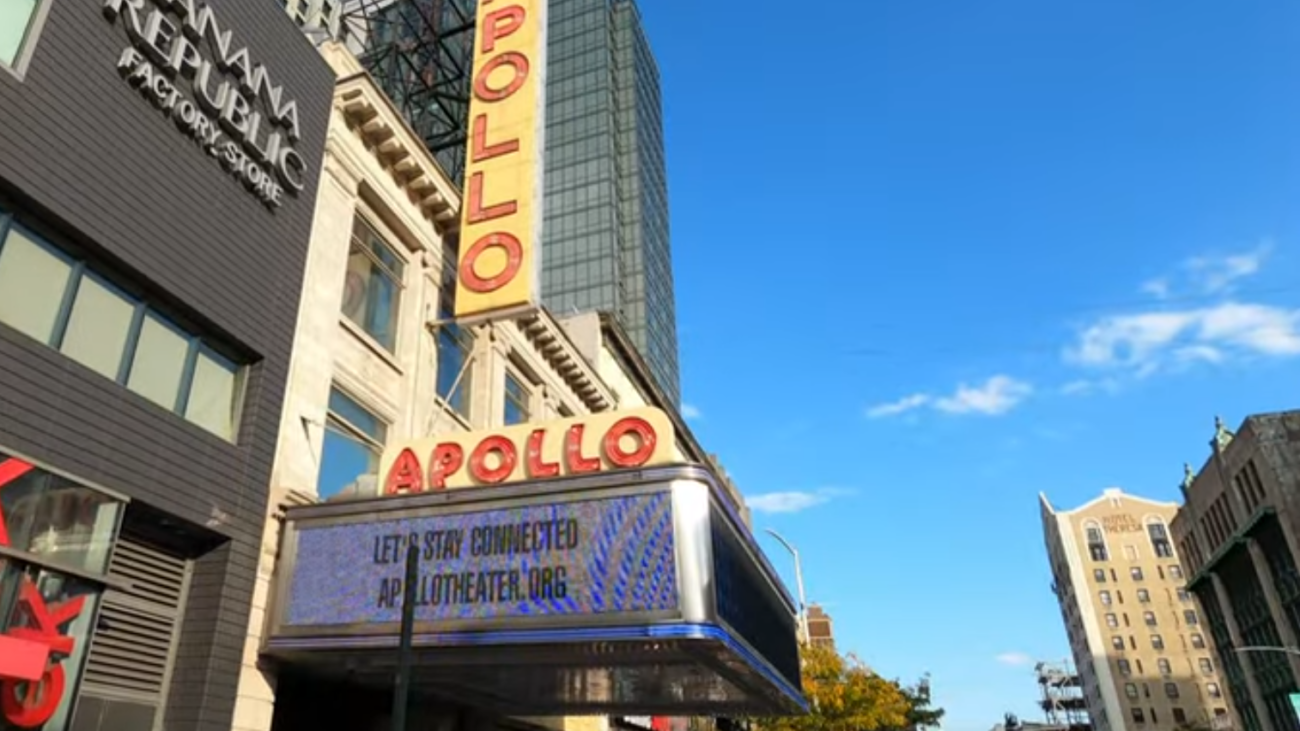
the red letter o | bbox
[469,436,518,484]
[602,417,657,468]
[474,52,530,102]
[459,232,523,293]
[2,664,66,728]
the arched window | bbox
[1085,520,1108,561]
[1146,516,1174,558]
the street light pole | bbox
[764,528,810,644]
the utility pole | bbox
[391,542,420,731]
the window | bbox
[1147,519,1174,557]
[0,0,45,70]
[1095,568,1107,583]
[1132,708,1145,724]
[1131,566,1144,581]
[1170,565,1184,580]
[1118,659,1132,677]
[318,388,387,500]
[1144,611,1157,626]
[1106,613,1119,628]
[1164,682,1179,698]
[1087,523,1109,561]
[128,314,191,409]
[436,321,474,418]
[344,217,405,351]
[0,217,245,440]
[1100,590,1113,605]
[61,273,135,379]
[1173,708,1187,725]
[1177,589,1191,602]
[0,224,72,341]
[1151,635,1164,650]
[0,451,126,730]
[1112,635,1125,650]
[1125,683,1139,699]
[1199,658,1214,675]
[1207,683,1222,699]
[1191,633,1206,649]
[1138,589,1151,603]
[1184,609,1199,625]
[184,349,242,440]
[1158,658,1172,676]
[504,369,530,426]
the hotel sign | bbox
[381,408,675,495]
[102,0,309,210]
[453,0,548,317]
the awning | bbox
[263,464,806,716]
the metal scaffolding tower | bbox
[1035,661,1091,731]
[339,0,477,185]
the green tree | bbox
[751,644,912,731]
[895,675,944,730]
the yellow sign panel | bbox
[453,0,547,318]
[379,408,677,495]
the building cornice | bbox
[331,71,460,231]
[516,310,613,413]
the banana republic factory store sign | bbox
[104,0,307,209]
[264,409,808,717]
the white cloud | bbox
[1141,278,1170,300]
[934,375,1033,415]
[747,488,852,514]
[996,652,1034,667]
[1066,301,1300,373]
[1060,380,1093,396]
[867,376,1032,419]
[1138,241,1273,301]
[1060,378,1121,397]
[865,393,930,418]
[680,403,703,420]
[1185,241,1272,295]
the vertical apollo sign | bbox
[454,0,548,318]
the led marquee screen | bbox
[282,493,679,628]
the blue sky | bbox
[639,1,1300,730]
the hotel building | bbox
[1041,488,1234,731]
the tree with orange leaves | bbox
[752,643,914,731]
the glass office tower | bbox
[543,0,679,407]
[332,0,682,407]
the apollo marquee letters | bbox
[379,408,677,494]
[453,0,547,317]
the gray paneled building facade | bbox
[321,0,682,407]
[0,2,334,730]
